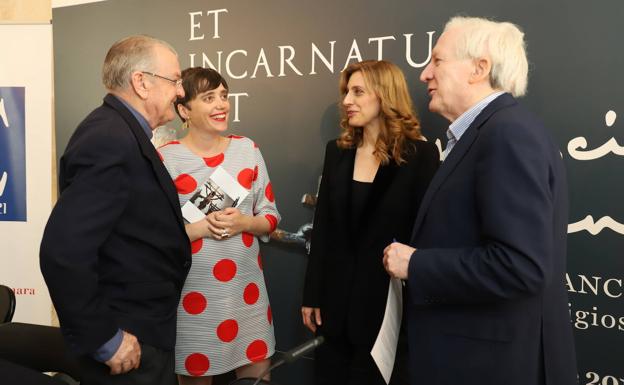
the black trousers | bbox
[314,331,408,385]
[0,358,69,385]
[78,344,176,385]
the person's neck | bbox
[360,122,380,150]
[182,128,225,157]
[110,89,156,129]
[449,86,501,122]
[469,87,501,109]
[464,82,500,111]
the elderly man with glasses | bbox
[40,35,191,385]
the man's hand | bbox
[105,331,141,375]
[383,242,416,280]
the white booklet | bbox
[371,278,403,384]
[181,166,249,223]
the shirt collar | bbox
[113,95,153,139]
[447,91,505,143]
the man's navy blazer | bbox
[40,94,191,356]
[406,94,577,385]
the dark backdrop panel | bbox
[53,1,624,384]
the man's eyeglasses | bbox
[141,71,183,87]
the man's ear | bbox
[131,71,149,99]
[469,57,492,84]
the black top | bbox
[350,179,373,234]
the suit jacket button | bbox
[183,260,191,268]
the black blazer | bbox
[407,94,577,385]
[40,94,191,356]
[303,139,439,346]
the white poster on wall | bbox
[0,24,53,325]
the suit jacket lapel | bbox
[103,94,186,229]
[410,93,517,241]
[335,146,356,243]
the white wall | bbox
[52,0,105,8]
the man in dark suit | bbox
[383,17,577,385]
[40,35,191,385]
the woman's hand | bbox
[301,306,322,333]
[186,212,229,241]
[208,207,251,239]
[204,207,273,240]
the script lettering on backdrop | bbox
[568,110,622,160]
[566,106,622,383]
[566,273,623,333]
[567,272,624,383]
[567,109,623,236]
[184,8,434,123]
[568,216,624,236]
[567,272,624,382]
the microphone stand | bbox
[250,336,325,385]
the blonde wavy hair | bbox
[337,60,424,165]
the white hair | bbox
[102,35,177,91]
[445,16,528,97]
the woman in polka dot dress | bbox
[158,67,280,385]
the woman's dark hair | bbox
[175,67,229,122]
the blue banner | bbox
[0,87,26,221]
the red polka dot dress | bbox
[158,136,280,376]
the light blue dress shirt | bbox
[443,91,505,159]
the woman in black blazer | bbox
[301,60,439,385]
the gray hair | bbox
[102,35,177,91]
[445,16,528,97]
